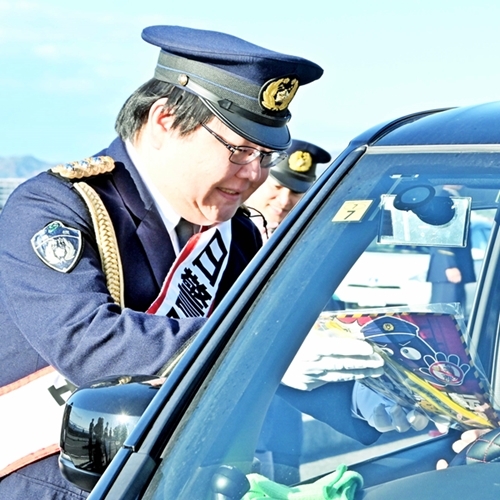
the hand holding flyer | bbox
[314,307,500,431]
[281,330,384,391]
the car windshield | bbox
[141,146,500,499]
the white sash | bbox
[0,367,75,477]
[148,221,232,318]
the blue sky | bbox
[2,0,500,163]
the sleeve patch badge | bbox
[31,221,83,273]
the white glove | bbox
[352,382,429,433]
[281,333,384,391]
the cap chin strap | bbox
[188,79,291,128]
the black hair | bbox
[115,78,213,140]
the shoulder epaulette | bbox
[51,156,115,179]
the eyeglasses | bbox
[200,122,287,169]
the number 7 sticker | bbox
[332,200,373,222]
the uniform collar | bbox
[98,137,178,285]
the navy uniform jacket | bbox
[426,245,476,284]
[0,138,262,499]
[0,137,262,387]
[426,187,476,286]
[426,243,476,310]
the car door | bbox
[81,139,500,500]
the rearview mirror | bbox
[378,189,471,247]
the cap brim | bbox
[270,170,312,193]
[200,98,291,150]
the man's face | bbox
[246,176,304,229]
[146,116,269,226]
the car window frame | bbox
[87,145,500,499]
[86,148,369,500]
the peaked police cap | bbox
[142,25,324,150]
[270,139,332,193]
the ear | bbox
[147,98,176,149]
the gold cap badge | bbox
[383,322,395,332]
[260,76,299,112]
[288,151,313,172]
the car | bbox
[59,101,500,499]
[335,214,493,315]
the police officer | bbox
[0,25,323,499]
[245,140,331,240]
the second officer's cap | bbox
[141,25,324,150]
[270,139,332,193]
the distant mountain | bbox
[0,156,53,178]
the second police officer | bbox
[245,140,332,240]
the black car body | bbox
[61,101,500,499]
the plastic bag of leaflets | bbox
[283,302,500,435]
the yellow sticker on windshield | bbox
[332,200,373,222]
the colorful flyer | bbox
[315,309,500,430]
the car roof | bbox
[348,100,500,148]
